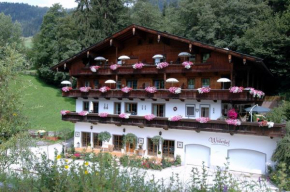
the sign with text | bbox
[208,137,230,147]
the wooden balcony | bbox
[62,89,263,102]
[62,113,285,138]
[70,63,230,76]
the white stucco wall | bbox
[76,98,222,120]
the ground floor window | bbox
[163,140,175,158]
[82,132,91,147]
[152,104,165,117]
[93,133,102,148]
[113,135,124,151]
[147,138,158,156]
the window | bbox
[147,138,158,156]
[83,101,89,111]
[202,78,210,87]
[186,104,195,117]
[93,102,99,113]
[189,55,195,62]
[200,104,210,118]
[85,80,90,87]
[152,104,165,117]
[126,80,137,89]
[94,80,99,89]
[114,103,121,114]
[202,53,210,63]
[125,103,137,115]
[82,132,91,147]
[188,79,195,89]
[153,80,164,89]
[116,81,122,89]
[93,133,102,148]
[163,140,175,158]
[113,135,123,151]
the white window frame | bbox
[185,104,195,117]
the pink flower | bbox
[61,110,70,115]
[197,87,211,94]
[119,113,130,119]
[110,64,118,70]
[196,117,210,123]
[121,86,132,93]
[145,86,157,93]
[99,113,108,117]
[62,87,72,92]
[169,87,181,94]
[182,61,193,69]
[78,111,88,116]
[144,114,156,121]
[156,62,169,69]
[132,63,144,69]
[74,153,80,157]
[225,119,241,126]
[229,86,244,93]
[90,66,100,72]
[227,109,238,119]
[80,87,91,92]
[168,115,182,121]
[99,86,111,93]
[248,88,265,98]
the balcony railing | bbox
[62,89,263,101]
[62,113,285,138]
[70,63,230,76]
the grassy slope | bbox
[19,75,75,131]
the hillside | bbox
[18,75,75,131]
[0,2,48,37]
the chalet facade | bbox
[52,25,285,175]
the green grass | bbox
[22,37,33,49]
[18,75,75,131]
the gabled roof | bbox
[51,24,271,74]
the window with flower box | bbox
[202,78,210,87]
[85,80,90,87]
[153,80,164,89]
[152,104,165,117]
[126,80,137,89]
[188,79,195,89]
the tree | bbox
[0,13,22,46]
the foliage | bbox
[266,101,290,123]
[123,133,137,145]
[0,13,22,46]
[151,135,164,155]
[97,131,111,142]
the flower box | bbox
[169,87,181,94]
[99,86,111,93]
[145,86,157,93]
[144,114,156,121]
[168,115,182,121]
[229,86,244,93]
[196,117,210,123]
[119,113,130,119]
[62,87,72,92]
[99,113,108,117]
[258,120,274,128]
[182,61,193,69]
[197,87,211,94]
[78,111,89,116]
[132,63,144,69]
[61,110,70,115]
[156,62,169,69]
[90,66,100,72]
[121,86,132,93]
[225,119,241,126]
[110,64,118,70]
[248,88,265,98]
[80,87,91,92]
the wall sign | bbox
[208,137,230,147]
[75,132,80,137]
[177,141,183,148]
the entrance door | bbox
[93,133,102,148]
[113,135,123,151]
[185,144,210,166]
[126,142,135,153]
[82,132,91,147]
[163,140,175,158]
[147,138,158,156]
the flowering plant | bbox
[110,64,118,70]
[144,114,156,121]
[248,88,265,98]
[62,87,72,92]
[119,113,130,119]
[90,66,100,72]
[78,111,89,116]
[145,86,157,93]
[60,110,70,115]
[132,63,144,69]
[182,61,193,69]
[197,87,211,94]
[258,120,274,128]
[99,86,111,93]
[229,86,244,93]
[99,113,108,117]
[227,109,238,119]
[156,62,169,69]
[80,87,91,92]
[168,115,182,121]
[121,86,132,93]
[196,117,210,123]
[225,119,241,126]
[169,87,181,94]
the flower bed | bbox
[110,64,118,70]
[99,113,108,117]
[229,86,244,93]
[168,115,182,121]
[144,114,156,121]
[62,87,72,92]
[168,87,181,94]
[99,86,111,93]
[119,113,130,119]
[90,66,100,72]
[196,117,210,123]
[121,86,132,93]
[156,62,169,69]
[80,87,91,92]
[182,61,193,69]
[78,111,89,116]
[61,110,70,115]
[197,87,211,94]
[248,88,265,98]
[225,119,241,126]
[132,63,144,69]
[145,86,157,93]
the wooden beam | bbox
[93,97,99,100]
[118,98,122,100]
[105,98,110,100]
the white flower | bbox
[267,122,274,128]
[185,65,191,69]
[175,88,181,94]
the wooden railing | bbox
[62,89,263,101]
[62,113,285,138]
[70,63,230,76]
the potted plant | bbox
[123,133,137,154]
[151,135,164,157]
[98,131,111,148]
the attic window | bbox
[148,38,154,44]
[202,53,211,63]
[138,39,143,45]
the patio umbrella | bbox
[166,78,179,86]
[105,79,116,88]
[94,56,106,61]
[217,78,231,89]
[118,55,130,64]
[178,52,191,61]
[89,101,94,113]
[61,80,71,86]
[245,105,271,122]
[152,54,164,59]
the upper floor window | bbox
[116,81,122,89]
[85,80,90,87]
[93,102,99,113]
[83,101,89,111]
[94,80,99,89]
[200,104,210,118]
[114,102,121,114]
[186,104,195,117]
[202,78,210,87]
[125,103,137,115]
[152,104,165,117]
[126,80,137,89]
[153,80,164,89]
[202,53,210,63]
[188,79,195,89]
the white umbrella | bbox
[105,79,116,88]
[152,54,163,59]
[94,56,106,61]
[61,80,71,86]
[118,55,130,60]
[178,52,191,57]
[217,78,231,89]
[166,78,179,86]
[89,101,94,113]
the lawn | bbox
[18,75,75,131]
